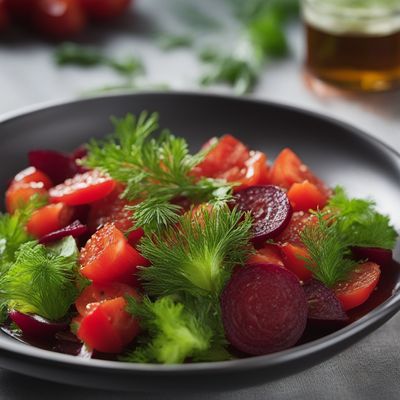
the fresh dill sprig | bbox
[0,237,79,321]
[0,195,46,273]
[138,205,253,298]
[300,212,357,287]
[122,295,213,364]
[85,112,234,232]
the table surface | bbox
[0,1,399,399]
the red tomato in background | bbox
[287,180,328,212]
[26,203,72,238]
[80,0,131,20]
[75,282,138,316]
[12,166,53,190]
[334,262,381,311]
[49,170,116,206]
[77,296,140,353]
[5,182,48,214]
[32,0,86,39]
[0,0,9,30]
[80,223,148,285]
[5,0,34,21]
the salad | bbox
[0,112,398,363]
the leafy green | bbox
[327,186,397,249]
[0,195,46,272]
[122,296,213,364]
[158,35,193,50]
[138,205,253,298]
[55,42,144,77]
[0,237,79,321]
[300,187,398,287]
[85,112,233,232]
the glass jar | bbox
[302,0,400,91]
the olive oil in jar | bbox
[303,0,400,91]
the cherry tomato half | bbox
[49,170,116,206]
[5,182,48,214]
[26,203,73,238]
[80,223,149,285]
[334,262,381,311]
[32,0,86,39]
[12,166,53,190]
[287,180,328,212]
[77,296,140,353]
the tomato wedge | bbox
[49,170,116,206]
[276,211,317,245]
[5,182,48,214]
[80,223,149,285]
[26,203,73,238]
[287,180,328,212]
[76,283,138,316]
[269,148,328,192]
[12,166,53,190]
[334,262,381,311]
[280,243,312,281]
[77,296,140,353]
[247,244,284,266]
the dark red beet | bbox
[352,246,393,267]
[303,279,348,322]
[39,220,88,244]
[234,185,292,245]
[9,310,68,340]
[221,263,308,355]
[29,150,79,185]
[71,145,88,161]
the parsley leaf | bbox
[85,112,233,232]
[0,237,79,321]
[122,296,213,364]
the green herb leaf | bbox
[85,113,233,232]
[122,295,213,364]
[0,238,79,321]
[138,205,253,298]
[158,34,193,50]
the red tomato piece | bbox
[287,180,328,212]
[79,0,131,20]
[193,135,250,179]
[77,296,140,353]
[5,182,48,214]
[75,282,139,316]
[334,262,381,311]
[26,203,73,238]
[80,223,149,285]
[276,211,317,245]
[32,0,86,39]
[0,0,9,30]
[269,148,327,191]
[280,243,313,281]
[247,244,284,266]
[87,185,144,245]
[12,166,53,190]
[49,170,116,206]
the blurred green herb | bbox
[200,0,299,94]
[158,34,193,50]
[55,42,144,77]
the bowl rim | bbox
[0,90,399,374]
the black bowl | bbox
[0,92,399,392]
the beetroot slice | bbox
[303,279,348,322]
[352,246,392,267]
[221,263,308,355]
[234,185,292,245]
[9,310,68,340]
[39,220,88,244]
[29,150,79,185]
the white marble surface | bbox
[0,1,399,399]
